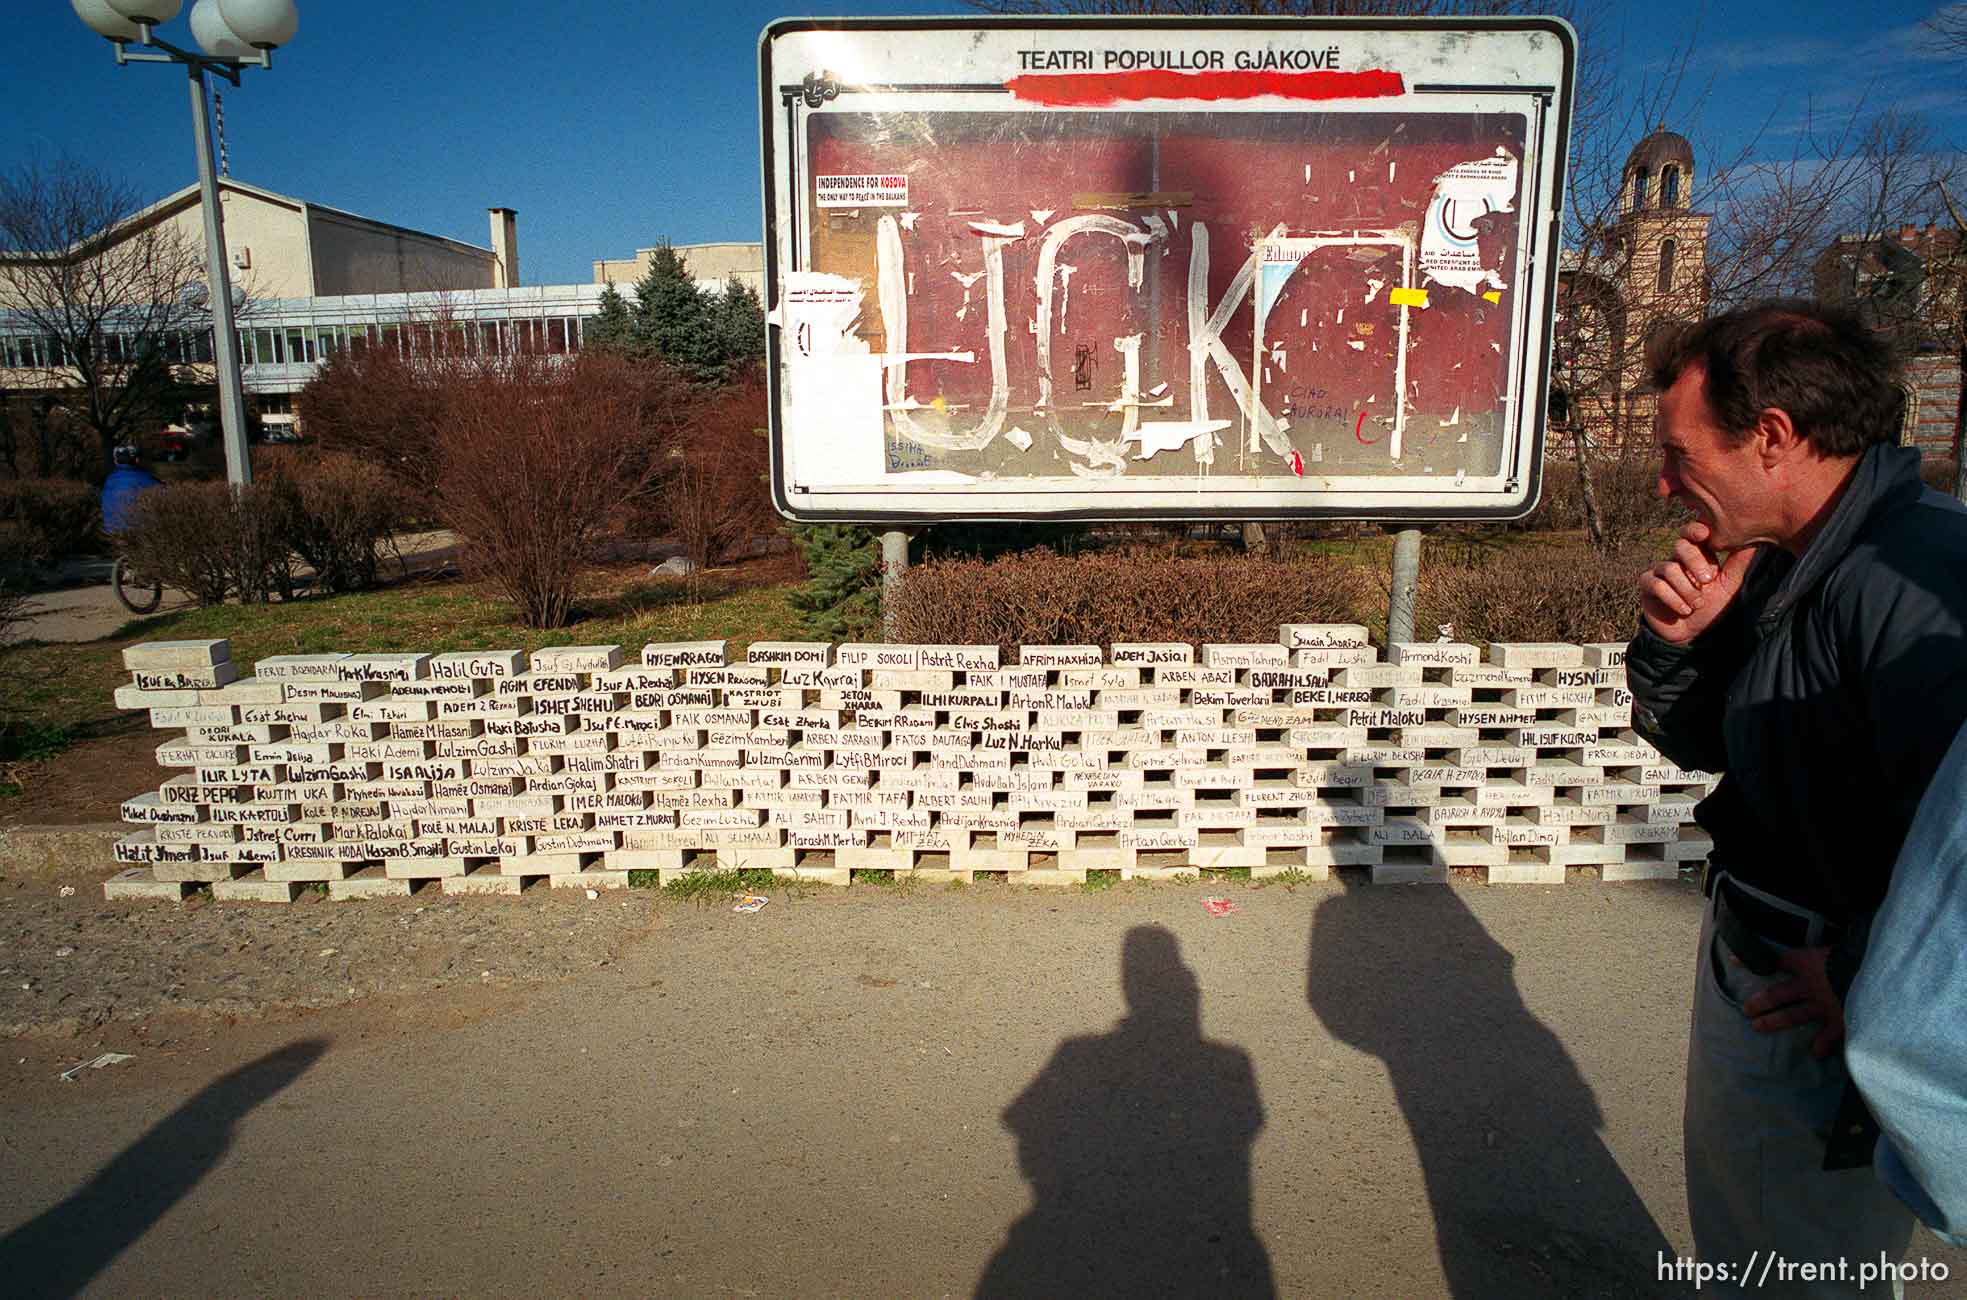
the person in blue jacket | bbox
[100,444,161,535]
[1847,720,1967,1249]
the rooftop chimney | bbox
[489,208,518,288]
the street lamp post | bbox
[71,0,300,488]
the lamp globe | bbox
[214,0,298,49]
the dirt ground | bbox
[0,854,666,1042]
[7,868,1966,1299]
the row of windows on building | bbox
[1,329,217,369]
[1,314,591,372]
[239,315,590,365]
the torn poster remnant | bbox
[1419,148,1518,295]
[781,272,883,487]
[1126,418,1231,460]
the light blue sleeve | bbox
[1846,720,1967,1247]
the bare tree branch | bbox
[0,159,214,477]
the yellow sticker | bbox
[1388,287,1430,308]
[1482,290,1502,304]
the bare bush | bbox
[294,344,448,494]
[0,575,27,756]
[0,477,99,572]
[1417,541,1649,646]
[434,351,689,628]
[1920,453,1960,499]
[0,575,25,646]
[1520,455,1684,537]
[116,481,297,606]
[651,372,773,599]
[261,451,411,594]
[890,547,1372,653]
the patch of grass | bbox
[627,869,661,890]
[1,718,73,764]
[1199,866,1253,883]
[850,868,909,889]
[658,866,777,901]
[660,867,743,900]
[1081,868,1120,893]
[1252,867,1320,890]
[0,718,80,800]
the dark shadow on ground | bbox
[0,1039,328,1299]
[977,925,1275,1298]
[1308,875,1686,1298]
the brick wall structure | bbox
[104,633,1715,903]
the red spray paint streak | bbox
[1355,411,1379,446]
[1005,68,1406,107]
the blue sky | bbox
[4,2,1961,288]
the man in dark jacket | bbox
[1627,299,1967,1297]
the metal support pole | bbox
[187,64,252,487]
[1387,527,1422,647]
[880,529,910,641]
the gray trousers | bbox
[1685,881,1915,1298]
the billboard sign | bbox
[762,17,1576,522]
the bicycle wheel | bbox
[113,558,163,614]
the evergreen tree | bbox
[584,281,637,356]
[632,242,721,385]
[789,524,882,640]
[708,275,767,379]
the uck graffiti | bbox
[802,114,1524,480]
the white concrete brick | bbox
[1489,642,1586,669]
[1372,863,1449,884]
[1488,862,1567,885]
[212,873,303,903]
[1386,642,1480,667]
[102,868,192,901]
[1200,644,1290,669]
[642,640,726,668]
[385,857,470,878]
[1279,624,1371,650]
[1019,645,1104,667]
[1602,860,1680,882]
[123,639,230,671]
[330,869,413,900]
[1580,643,1628,669]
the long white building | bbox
[1,178,755,438]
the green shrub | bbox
[888,546,1371,651]
[116,481,298,606]
[790,524,882,641]
[1416,540,1647,647]
[0,477,100,573]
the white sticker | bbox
[816,174,908,207]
